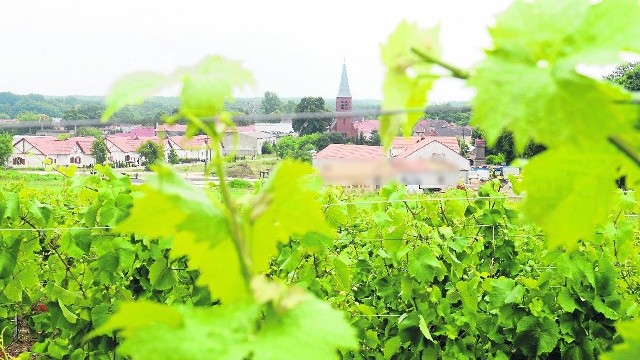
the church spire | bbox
[337,62,351,98]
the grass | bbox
[174,155,280,179]
[0,169,66,191]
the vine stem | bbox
[410,48,470,80]
[210,137,253,287]
[609,136,640,168]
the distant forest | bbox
[0,92,470,126]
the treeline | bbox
[270,131,381,162]
[0,92,179,122]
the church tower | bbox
[332,62,358,137]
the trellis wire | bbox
[0,107,427,130]
[322,195,525,207]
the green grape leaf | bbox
[602,318,640,359]
[418,315,434,342]
[380,21,440,148]
[4,278,22,302]
[90,300,183,338]
[537,317,560,356]
[250,161,334,273]
[252,295,358,360]
[148,258,177,291]
[383,336,403,360]
[407,245,442,283]
[91,304,111,329]
[58,300,77,324]
[520,147,620,248]
[561,0,640,66]
[172,233,249,304]
[102,72,174,121]
[108,302,260,360]
[470,0,640,249]
[179,55,254,118]
[471,59,636,151]
[332,257,351,291]
[118,164,229,245]
[557,288,579,312]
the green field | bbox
[0,170,66,191]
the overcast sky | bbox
[1,0,514,102]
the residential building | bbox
[166,135,209,161]
[105,136,164,164]
[222,131,275,156]
[312,135,470,191]
[156,124,187,137]
[10,136,96,167]
[354,119,380,138]
[313,144,462,191]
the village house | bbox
[156,124,187,137]
[105,136,165,165]
[312,135,470,191]
[353,119,380,139]
[10,136,96,167]
[221,131,275,157]
[412,119,473,139]
[166,135,209,161]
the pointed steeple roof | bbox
[337,62,351,98]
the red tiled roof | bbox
[314,144,383,160]
[106,136,164,153]
[225,124,256,133]
[168,135,208,150]
[68,137,96,153]
[395,136,461,159]
[114,127,155,137]
[391,136,422,150]
[23,137,74,155]
[156,124,187,133]
[354,119,379,134]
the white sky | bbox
[0,0,514,102]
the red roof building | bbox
[314,144,383,160]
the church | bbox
[329,63,359,137]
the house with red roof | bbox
[166,135,209,161]
[156,124,187,137]
[312,136,470,191]
[353,119,380,138]
[105,136,165,165]
[10,136,97,167]
[114,126,156,138]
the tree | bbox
[260,91,283,115]
[457,137,470,157]
[0,113,10,119]
[605,62,640,91]
[16,111,40,121]
[91,137,108,165]
[367,130,381,146]
[261,142,274,154]
[282,99,296,113]
[292,97,332,135]
[137,140,163,169]
[0,132,12,167]
[168,148,179,164]
[485,153,506,165]
[77,127,103,137]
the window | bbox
[340,101,349,110]
[76,156,81,164]
[125,154,131,162]
[13,157,25,165]
[70,157,75,164]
